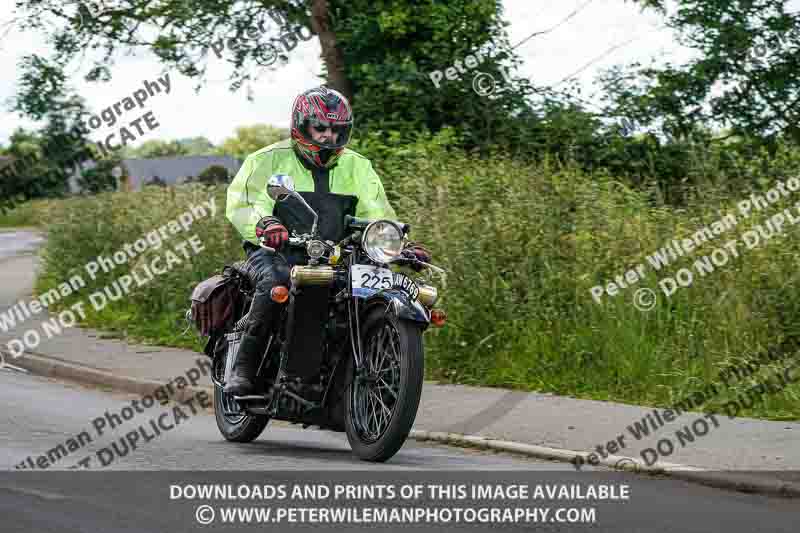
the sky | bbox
[0,0,687,149]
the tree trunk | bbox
[309,0,352,101]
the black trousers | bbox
[235,242,293,370]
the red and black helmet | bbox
[290,86,353,169]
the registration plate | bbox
[351,265,419,300]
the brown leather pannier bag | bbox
[190,274,238,337]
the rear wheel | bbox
[213,348,269,443]
[344,308,424,462]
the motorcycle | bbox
[209,174,447,462]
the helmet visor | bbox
[299,117,353,149]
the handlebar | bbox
[282,217,411,250]
[344,215,410,235]
[343,215,370,230]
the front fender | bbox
[359,289,430,326]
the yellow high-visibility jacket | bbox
[226,139,397,244]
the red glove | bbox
[255,216,288,250]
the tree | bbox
[615,0,800,144]
[75,156,122,194]
[4,53,115,202]
[177,136,216,155]
[215,124,289,159]
[11,1,543,154]
[321,0,542,154]
[0,129,52,212]
[125,140,190,159]
[311,0,351,99]
[121,137,216,158]
[195,164,231,184]
[12,0,315,93]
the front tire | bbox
[345,308,424,462]
[213,351,269,443]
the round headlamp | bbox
[307,240,327,260]
[362,220,404,264]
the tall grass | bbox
[33,185,240,346]
[30,144,800,420]
[0,199,57,228]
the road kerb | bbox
[409,432,800,497]
[3,350,214,407]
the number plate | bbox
[351,265,419,301]
[392,272,420,301]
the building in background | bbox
[118,155,243,190]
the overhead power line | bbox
[511,0,597,50]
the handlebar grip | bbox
[344,215,371,229]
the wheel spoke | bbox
[378,377,398,400]
[376,322,388,355]
[377,366,394,376]
[370,329,385,374]
[387,331,401,363]
[369,392,384,433]
[359,387,367,434]
[369,392,379,435]
[365,337,377,374]
[352,318,412,443]
[371,390,392,423]
[368,391,380,433]
[358,383,369,434]
[376,325,393,374]
[364,389,373,434]
[365,386,374,434]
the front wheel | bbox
[345,308,424,462]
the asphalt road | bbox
[1,369,798,532]
[0,368,565,471]
[0,230,43,261]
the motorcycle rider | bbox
[224,86,430,396]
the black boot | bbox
[224,334,263,396]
